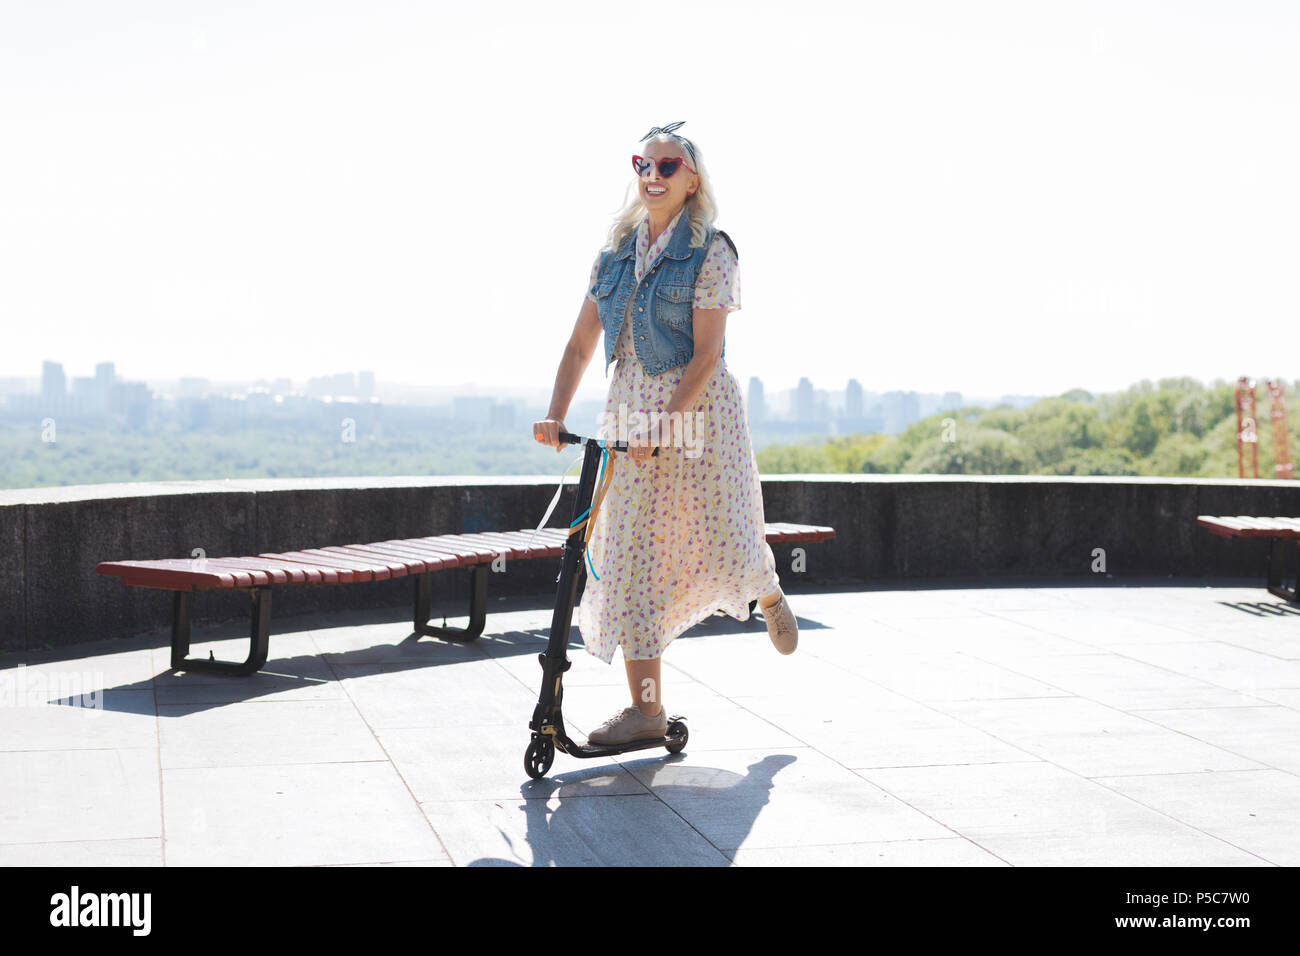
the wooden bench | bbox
[95,522,836,676]
[1196,515,1300,603]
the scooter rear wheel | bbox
[524,736,555,779]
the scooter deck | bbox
[553,719,688,760]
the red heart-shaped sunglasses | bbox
[632,155,693,179]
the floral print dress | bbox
[576,207,782,664]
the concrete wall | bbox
[2,474,1298,653]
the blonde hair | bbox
[601,132,719,253]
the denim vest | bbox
[591,215,734,378]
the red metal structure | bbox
[1236,377,1259,479]
[1266,379,1293,480]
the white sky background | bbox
[1,0,1296,401]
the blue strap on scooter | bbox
[571,447,609,580]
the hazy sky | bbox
[2,0,1296,402]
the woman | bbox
[531,122,798,747]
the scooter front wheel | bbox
[524,736,555,779]
[665,719,689,754]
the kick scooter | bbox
[524,430,688,779]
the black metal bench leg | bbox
[1266,539,1299,604]
[413,564,488,641]
[169,587,272,676]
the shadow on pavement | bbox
[467,753,797,866]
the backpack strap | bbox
[716,229,738,260]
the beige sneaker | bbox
[587,706,668,746]
[761,592,798,654]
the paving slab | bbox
[0,838,163,866]
[1106,641,1300,695]
[157,698,387,770]
[733,693,1037,769]
[983,651,1260,712]
[162,761,447,866]
[1091,769,1300,866]
[833,649,1070,703]
[0,748,160,845]
[1134,705,1300,775]
[859,762,1272,866]
[930,697,1266,777]
[990,609,1223,647]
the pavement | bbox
[1,580,1298,867]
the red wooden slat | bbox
[95,559,241,589]
[115,575,194,591]
[271,551,380,581]
[319,546,410,578]
[96,558,253,588]
[405,536,500,564]
[449,532,527,560]
[211,556,358,585]
[246,557,328,585]
[1197,518,1245,539]
[340,544,434,574]
[1221,517,1270,536]
[1197,516,1300,539]
[459,531,556,560]
[256,553,353,584]
[417,535,504,562]
[198,558,286,586]
[371,541,465,569]
[293,548,401,576]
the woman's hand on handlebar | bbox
[627,427,657,463]
[532,418,566,453]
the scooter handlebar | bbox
[558,430,660,456]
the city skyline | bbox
[6,356,1024,441]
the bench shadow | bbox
[69,598,829,715]
[1216,600,1300,618]
[466,753,797,866]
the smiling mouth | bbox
[645,186,667,196]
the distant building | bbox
[179,377,210,398]
[42,361,65,399]
[845,379,864,419]
[306,372,357,399]
[111,381,152,428]
[794,377,815,422]
[882,390,921,434]
[358,371,375,401]
[452,395,495,425]
[488,402,515,430]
